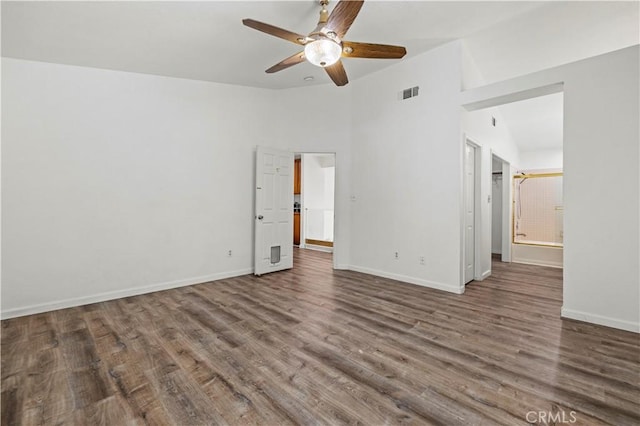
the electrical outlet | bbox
[419,256,425,265]
[227,250,232,257]
[394,251,399,260]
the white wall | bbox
[1,58,285,317]
[1,58,353,317]
[519,149,563,170]
[462,46,640,332]
[463,44,520,267]
[463,2,639,87]
[348,40,522,292]
[348,42,465,293]
[276,85,351,266]
[461,40,487,90]
[562,46,639,332]
[462,106,520,279]
[4,44,638,334]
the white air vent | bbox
[400,86,420,100]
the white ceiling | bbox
[462,1,639,86]
[2,1,548,89]
[2,1,636,153]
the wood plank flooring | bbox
[2,248,639,425]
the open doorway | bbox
[294,153,336,254]
[499,92,564,268]
[464,140,481,284]
[491,155,503,259]
[463,89,564,277]
[491,153,512,263]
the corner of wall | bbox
[348,265,463,295]
[460,39,487,91]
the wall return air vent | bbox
[401,86,420,100]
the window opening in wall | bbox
[513,172,563,247]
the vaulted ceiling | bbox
[5,1,634,90]
[3,1,637,152]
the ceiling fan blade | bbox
[326,0,364,38]
[325,60,349,86]
[342,41,407,59]
[242,19,307,45]
[266,51,306,74]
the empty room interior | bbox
[1,1,639,424]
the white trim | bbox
[462,82,564,111]
[462,137,483,284]
[458,133,467,287]
[512,259,563,269]
[303,244,333,253]
[0,268,253,320]
[349,265,464,295]
[501,162,513,263]
[561,307,639,333]
[472,142,483,281]
[489,150,512,263]
[478,269,491,281]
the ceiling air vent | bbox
[401,86,419,100]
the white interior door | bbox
[464,143,476,284]
[254,146,294,276]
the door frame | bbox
[491,151,513,263]
[294,151,338,265]
[462,136,482,287]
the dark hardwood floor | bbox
[2,248,639,425]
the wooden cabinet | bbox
[293,213,300,245]
[294,158,301,194]
[293,158,301,244]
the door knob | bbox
[257,215,264,220]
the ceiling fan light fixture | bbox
[243,0,406,86]
[304,38,342,67]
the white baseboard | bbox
[304,244,333,253]
[561,307,639,333]
[348,265,463,294]
[512,258,563,269]
[0,268,253,320]
[477,269,491,281]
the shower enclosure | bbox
[513,172,563,247]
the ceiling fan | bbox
[242,0,407,86]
